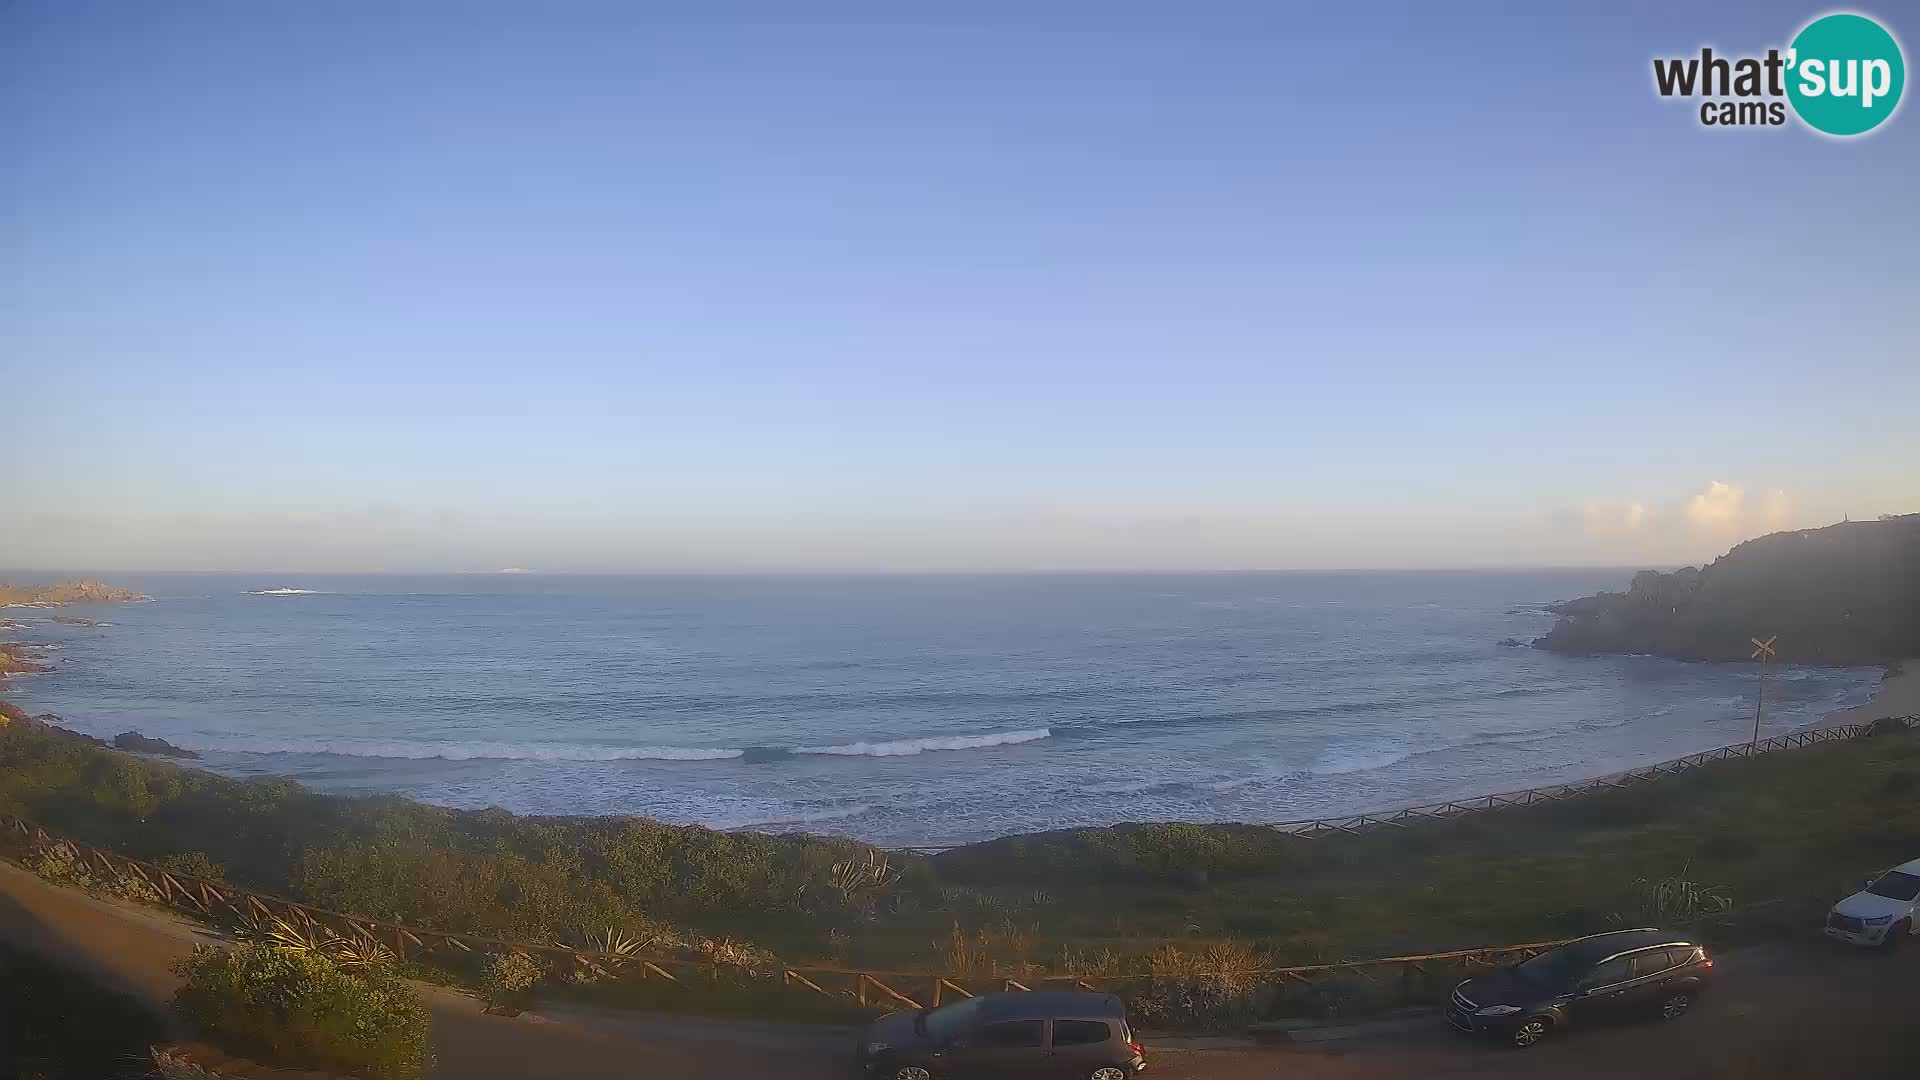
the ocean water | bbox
[0,572,1881,847]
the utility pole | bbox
[1749,636,1776,747]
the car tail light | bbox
[1129,1039,1145,1058]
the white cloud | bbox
[1685,480,1745,531]
[1581,501,1649,535]
[1684,481,1794,537]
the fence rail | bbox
[4,714,1914,1014]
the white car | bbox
[1824,857,1920,947]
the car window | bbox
[972,1020,1045,1048]
[1664,946,1698,969]
[1629,950,1673,978]
[1579,956,1632,988]
[1053,1020,1110,1046]
[1866,871,1920,901]
[923,999,982,1043]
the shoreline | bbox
[3,576,1909,846]
[1819,660,1920,728]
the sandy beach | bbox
[1822,661,1920,726]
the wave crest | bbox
[189,736,743,762]
[794,729,1052,757]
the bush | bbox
[26,844,91,888]
[479,950,544,1009]
[159,851,226,881]
[171,944,431,1080]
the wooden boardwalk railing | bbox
[4,715,1914,1013]
[0,806,1567,1010]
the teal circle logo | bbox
[1786,13,1905,136]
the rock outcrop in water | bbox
[112,731,201,759]
[1534,515,1920,665]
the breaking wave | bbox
[189,736,744,762]
[794,728,1052,757]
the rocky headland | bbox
[1534,514,1920,666]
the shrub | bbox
[26,843,91,888]
[159,851,226,882]
[479,950,545,1009]
[100,867,165,904]
[1125,942,1266,1030]
[171,944,431,1080]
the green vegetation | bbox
[5,721,1919,1023]
[172,943,431,1080]
[1,942,166,1080]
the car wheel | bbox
[1090,1069,1129,1080]
[1883,920,1910,951]
[1509,1017,1551,1048]
[1660,991,1695,1020]
[892,1068,932,1080]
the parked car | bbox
[855,991,1147,1080]
[1824,857,1920,948]
[1446,928,1713,1048]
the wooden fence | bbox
[0,811,1566,1011]
[4,715,1914,1014]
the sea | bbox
[0,572,1882,848]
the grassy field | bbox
[3,720,1917,1017]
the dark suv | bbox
[856,991,1147,1080]
[1446,928,1713,1048]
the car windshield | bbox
[1866,871,1920,901]
[1511,947,1585,988]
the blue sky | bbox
[4,1,1915,572]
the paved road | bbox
[3,858,1914,1079]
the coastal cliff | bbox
[0,580,145,606]
[1534,514,1920,665]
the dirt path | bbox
[4,857,1915,1079]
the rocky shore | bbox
[0,580,146,607]
[1533,515,1920,666]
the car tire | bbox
[1884,920,1910,952]
[1090,1069,1129,1080]
[1659,990,1695,1020]
[1509,1017,1552,1048]
[891,1068,932,1080]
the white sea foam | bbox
[794,728,1052,757]
[191,736,743,762]
[248,588,331,596]
[1311,741,1420,776]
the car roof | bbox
[972,992,1125,1023]
[1557,928,1692,965]
[1890,857,1920,876]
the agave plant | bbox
[233,910,339,955]
[829,851,901,906]
[328,933,397,971]
[581,925,647,965]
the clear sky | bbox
[4,1,1916,573]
